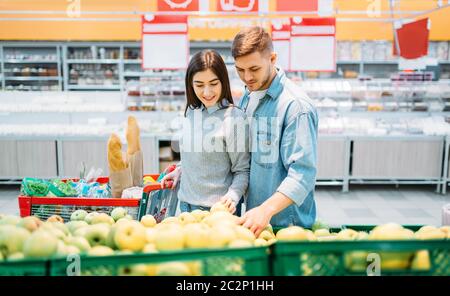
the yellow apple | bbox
[229,239,253,248]
[235,225,256,242]
[411,250,431,271]
[145,227,157,244]
[7,252,25,261]
[254,238,269,247]
[210,202,229,213]
[47,215,64,223]
[184,223,210,249]
[414,229,446,240]
[142,243,158,253]
[208,225,237,248]
[258,230,275,241]
[154,224,185,251]
[161,217,180,225]
[88,246,114,256]
[140,215,157,228]
[336,229,359,241]
[276,226,312,241]
[314,228,331,237]
[118,264,148,276]
[190,210,209,222]
[155,262,192,276]
[114,221,147,252]
[178,212,197,225]
[90,213,115,225]
[202,211,238,227]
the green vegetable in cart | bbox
[20,178,50,197]
[48,179,77,197]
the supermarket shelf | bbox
[4,76,60,81]
[3,59,58,64]
[67,85,121,90]
[123,59,142,64]
[67,59,120,64]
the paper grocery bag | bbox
[109,169,133,198]
[127,150,143,187]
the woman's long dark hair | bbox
[185,50,233,116]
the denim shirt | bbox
[238,69,318,228]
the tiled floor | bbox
[1,184,449,227]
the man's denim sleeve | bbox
[276,109,318,206]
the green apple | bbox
[23,230,58,258]
[0,215,21,226]
[184,223,210,249]
[84,212,100,224]
[140,215,157,228]
[66,221,89,235]
[45,221,69,236]
[18,216,43,232]
[73,226,89,238]
[114,221,147,252]
[87,246,114,257]
[125,215,134,220]
[0,225,31,257]
[90,213,115,225]
[178,212,196,225]
[70,210,88,221]
[83,224,110,247]
[110,207,128,222]
[65,236,91,253]
[40,223,67,240]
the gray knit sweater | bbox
[178,102,250,207]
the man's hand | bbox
[237,204,274,237]
[219,195,237,214]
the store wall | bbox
[0,0,449,41]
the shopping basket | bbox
[18,174,179,222]
[272,225,450,276]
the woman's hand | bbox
[219,195,237,214]
[160,165,181,189]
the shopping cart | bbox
[18,174,179,222]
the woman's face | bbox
[192,68,222,108]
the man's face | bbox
[235,51,277,92]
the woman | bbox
[161,50,249,214]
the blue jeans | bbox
[179,201,210,212]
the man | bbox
[233,26,318,236]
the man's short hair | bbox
[231,26,274,59]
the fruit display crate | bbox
[17,175,174,222]
[273,225,450,276]
[0,258,49,276]
[48,246,270,276]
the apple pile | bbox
[276,223,449,273]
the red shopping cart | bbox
[18,173,179,222]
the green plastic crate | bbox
[49,246,270,276]
[0,258,49,276]
[273,239,450,276]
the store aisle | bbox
[0,185,449,227]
